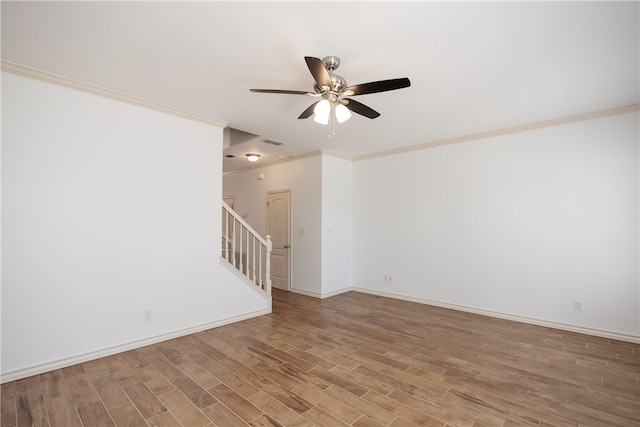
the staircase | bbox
[221,201,272,295]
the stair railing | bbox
[221,201,272,294]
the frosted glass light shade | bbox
[335,104,352,123]
[313,99,330,125]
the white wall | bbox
[223,155,322,295]
[1,72,268,379]
[353,111,639,338]
[321,155,353,295]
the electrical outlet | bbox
[573,300,583,312]
[144,309,153,321]
[383,275,393,283]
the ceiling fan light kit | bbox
[250,56,411,126]
[335,104,352,123]
[313,99,331,125]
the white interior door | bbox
[266,190,291,291]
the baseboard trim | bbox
[290,287,352,299]
[290,288,322,298]
[351,287,640,344]
[0,307,271,384]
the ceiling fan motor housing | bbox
[330,74,347,91]
[322,55,340,71]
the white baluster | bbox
[231,219,236,267]
[265,235,272,294]
[252,237,256,284]
[239,224,243,272]
[245,228,250,276]
[258,243,263,288]
[225,209,230,262]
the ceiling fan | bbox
[250,56,411,125]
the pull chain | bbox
[328,104,336,138]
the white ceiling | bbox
[2,1,638,172]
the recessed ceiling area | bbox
[2,1,638,173]
[222,127,290,173]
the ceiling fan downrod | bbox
[321,56,347,93]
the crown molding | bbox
[1,61,227,128]
[319,149,353,161]
[353,103,640,161]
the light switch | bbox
[298,228,305,236]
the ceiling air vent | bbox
[263,139,285,146]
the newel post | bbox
[265,235,272,295]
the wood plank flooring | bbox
[2,289,639,426]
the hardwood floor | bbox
[2,289,639,426]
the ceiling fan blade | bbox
[250,89,311,95]
[345,99,380,119]
[305,56,332,88]
[345,78,411,96]
[298,101,320,119]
